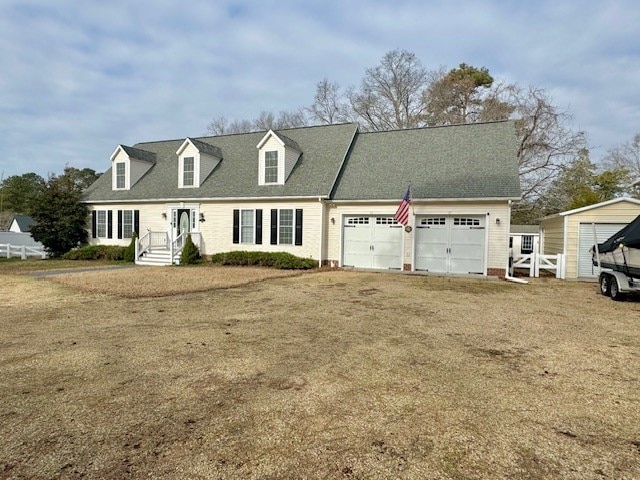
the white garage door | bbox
[577,223,627,278]
[343,216,403,269]
[415,215,486,274]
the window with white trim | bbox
[96,210,107,238]
[264,151,278,183]
[122,210,133,238]
[183,157,195,187]
[115,162,126,189]
[278,209,293,244]
[240,210,254,244]
[522,235,533,253]
[347,217,370,225]
[376,217,398,225]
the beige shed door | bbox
[578,223,627,278]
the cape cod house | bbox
[82,121,520,277]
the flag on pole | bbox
[394,186,411,226]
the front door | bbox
[176,208,191,237]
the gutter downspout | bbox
[318,197,324,268]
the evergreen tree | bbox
[30,168,89,257]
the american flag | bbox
[394,186,411,226]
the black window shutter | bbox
[295,209,303,246]
[255,209,263,245]
[117,210,123,239]
[107,210,113,239]
[91,211,97,239]
[133,210,140,236]
[232,209,240,244]
[270,209,278,245]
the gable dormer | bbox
[176,138,222,188]
[110,145,156,191]
[256,130,302,185]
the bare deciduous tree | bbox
[307,78,350,125]
[348,49,430,130]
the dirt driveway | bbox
[1,267,639,479]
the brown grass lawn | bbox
[1,266,639,479]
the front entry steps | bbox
[136,248,179,266]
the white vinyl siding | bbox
[240,210,255,244]
[264,151,278,184]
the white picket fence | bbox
[0,243,47,260]
[510,251,565,278]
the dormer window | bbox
[257,130,302,186]
[110,145,156,191]
[264,151,278,183]
[183,157,195,187]
[176,138,222,189]
[115,162,126,189]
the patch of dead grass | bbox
[45,265,304,298]
[1,270,639,479]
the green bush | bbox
[123,232,137,263]
[210,251,317,270]
[180,234,201,265]
[63,244,125,261]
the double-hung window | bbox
[183,157,195,187]
[270,208,302,246]
[278,209,294,245]
[264,151,278,183]
[115,162,126,189]
[96,210,107,238]
[122,210,133,238]
[240,210,254,244]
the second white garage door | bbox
[415,215,486,274]
[342,216,403,269]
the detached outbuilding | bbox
[539,198,640,279]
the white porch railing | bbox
[510,251,565,279]
[0,243,47,260]
[136,230,170,259]
[171,232,202,262]
[136,231,202,265]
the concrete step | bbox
[136,249,179,266]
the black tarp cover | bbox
[597,214,640,253]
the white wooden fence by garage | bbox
[510,251,565,278]
[0,243,46,259]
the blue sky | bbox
[1,0,639,179]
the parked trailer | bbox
[592,215,640,301]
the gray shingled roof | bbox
[83,123,358,202]
[273,131,302,152]
[11,214,35,232]
[188,138,223,159]
[331,121,520,200]
[120,145,156,163]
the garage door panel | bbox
[415,215,486,274]
[415,225,448,272]
[578,223,627,278]
[342,216,402,269]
